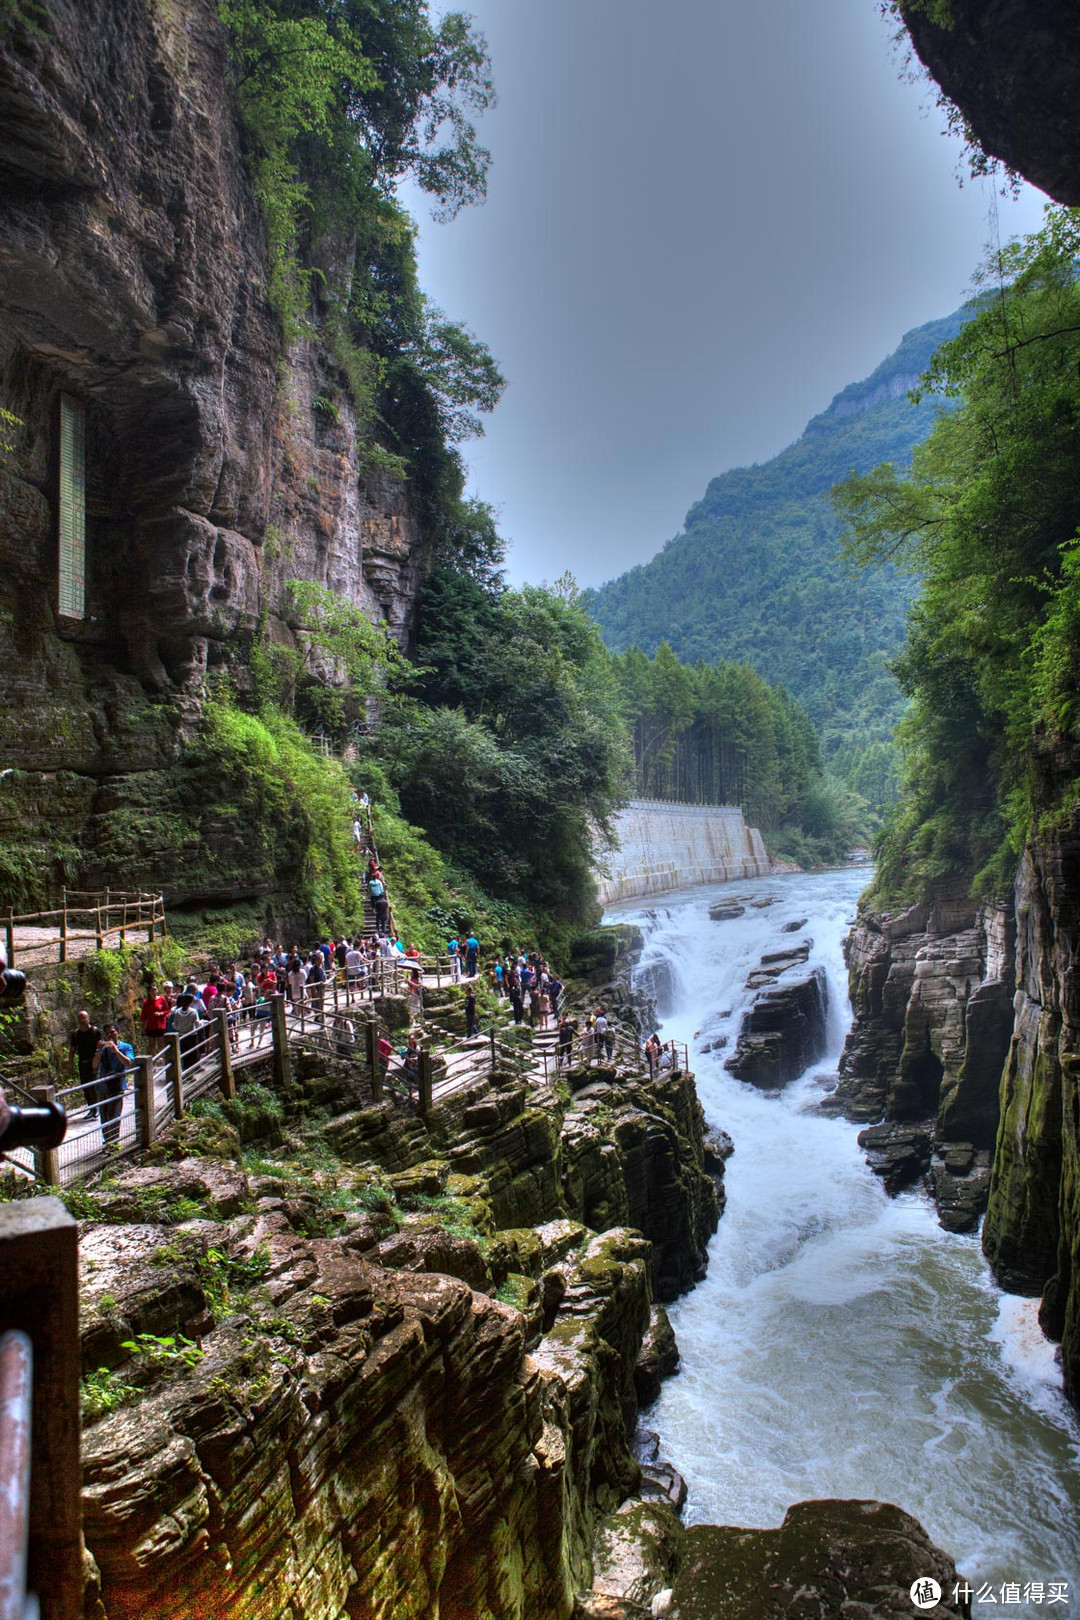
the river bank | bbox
[608,867,1080,1613]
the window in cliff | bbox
[58,394,86,620]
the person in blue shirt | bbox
[465,935,479,977]
[92,1023,133,1146]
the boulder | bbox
[708,903,745,922]
[857,1121,932,1195]
[665,1499,970,1619]
[725,969,828,1089]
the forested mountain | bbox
[584,308,970,797]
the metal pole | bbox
[4,915,12,969]
[418,1051,433,1118]
[59,895,66,965]
[0,1329,33,1620]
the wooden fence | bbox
[4,890,166,968]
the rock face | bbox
[666,1499,970,1620]
[900,0,1080,206]
[982,829,1080,1405]
[829,884,1013,1231]
[725,967,828,1089]
[0,0,429,906]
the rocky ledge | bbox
[825,883,1013,1233]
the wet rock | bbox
[702,1128,734,1175]
[90,1158,250,1222]
[929,1148,993,1234]
[589,1499,683,1612]
[635,958,677,1020]
[666,1498,970,1619]
[708,903,745,922]
[634,1305,679,1409]
[375,1227,491,1291]
[782,918,808,933]
[857,1121,932,1195]
[725,969,828,1089]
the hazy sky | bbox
[403,0,1047,589]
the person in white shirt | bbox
[287,960,308,1009]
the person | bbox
[91,1024,132,1147]
[358,790,370,812]
[508,979,524,1025]
[581,1020,596,1065]
[538,989,551,1031]
[287,956,308,1012]
[335,938,349,973]
[465,934,479,977]
[448,938,461,983]
[307,952,326,1020]
[401,1032,421,1098]
[138,980,169,1054]
[408,968,423,1022]
[257,962,278,999]
[331,1011,355,1060]
[465,986,479,1039]
[645,1032,662,1075]
[352,817,364,850]
[171,993,202,1073]
[557,1014,576,1069]
[345,938,364,990]
[658,1042,674,1072]
[377,1033,393,1081]
[69,1009,103,1097]
[594,1009,613,1062]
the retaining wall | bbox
[598,800,770,907]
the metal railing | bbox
[3,890,166,968]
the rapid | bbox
[607,867,1080,1611]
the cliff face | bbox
[900,0,1080,206]
[831,880,1015,1230]
[0,0,427,905]
[839,819,1080,1402]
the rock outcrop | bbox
[828,883,1013,1231]
[0,0,429,908]
[725,966,828,1090]
[899,0,1080,206]
[664,1499,970,1620]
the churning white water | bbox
[608,868,1080,1612]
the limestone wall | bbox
[597,801,770,908]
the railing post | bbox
[5,913,13,969]
[489,1029,496,1073]
[135,1057,155,1149]
[365,1021,381,1102]
[165,1032,184,1119]
[0,1199,83,1620]
[30,1086,60,1186]
[119,899,127,948]
[94,906,103,952]
[59,894,67,964]
[271,994,292,1090]
[214,1007,235,1101]
[418,1051,433,1118]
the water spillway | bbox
[597,800,770,907]
[608,868,1080,1615]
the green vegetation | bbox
[834,206,1080,904]
[121,1331,203,1368]
[80,1367,140,1425]
[585,308,972,809]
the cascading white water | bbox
[608,868,1080,1613]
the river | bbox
[606,866,1080,1612]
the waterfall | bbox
[609,869,1080,1614]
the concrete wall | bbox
[597,800,770,907]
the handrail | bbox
[3,891,166,968]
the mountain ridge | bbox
[584,304,971,795]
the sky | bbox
[402,0,1048,589]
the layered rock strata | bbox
[0,0,428,906]
[829,883,1013,1231]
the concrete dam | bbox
[597,800,771,907]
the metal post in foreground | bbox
[135,1057,155,1150]
[0,1199,82,1620]
[0,1328,33,1620]
[418,1052,433,1118]
[29,1086,60,1187]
